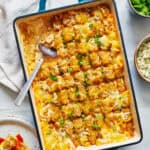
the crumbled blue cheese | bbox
[137,41,150,79]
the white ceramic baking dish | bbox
[13,0,142,149]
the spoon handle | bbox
[15,58,44,106]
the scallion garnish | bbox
[68,113,73,120]
[50,74,58,81]
[93,123,99,130]
[59,118,65,126]
[94,34,101,47]
[89,23,93,28]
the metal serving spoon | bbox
[14,44,57,106]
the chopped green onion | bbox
[63,42,67,48]
[76,54,85,66]
[78,60,84,66]
[76,54,83,60]
[94,34,101,47]
[95,33,100,38]
[89,23,93,28]
[93,123,99,130]
[75,92,80,97]
[84,72,89,88]
[67,67,73,73]
[50,74,58,81]
[68,113,73,120]
[83,81,89,88]
[97,114,104,120]
[84,72,88,78]
[118,96,122,101]
[96,101,101,106]
[75,87,80,97]
[86,37,90,42]
[59,118,65,126]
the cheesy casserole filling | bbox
[18,4,134,150]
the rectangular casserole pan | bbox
[13,0,143,149]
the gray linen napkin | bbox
[0,0,77,92]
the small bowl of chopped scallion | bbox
[134,35,150,83]
[128,0,150,17]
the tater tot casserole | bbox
[15,2,141,150]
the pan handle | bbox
[38,0,92,12]
[38,0,46,12]
[78,0,92,2]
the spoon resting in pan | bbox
[14,44,57,106]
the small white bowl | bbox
[134,34,150,83]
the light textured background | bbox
[0,0,150,149]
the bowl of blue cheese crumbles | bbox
[135,35,150,82]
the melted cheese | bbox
[18,4,134,150]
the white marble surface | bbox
[0,0,150,149]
